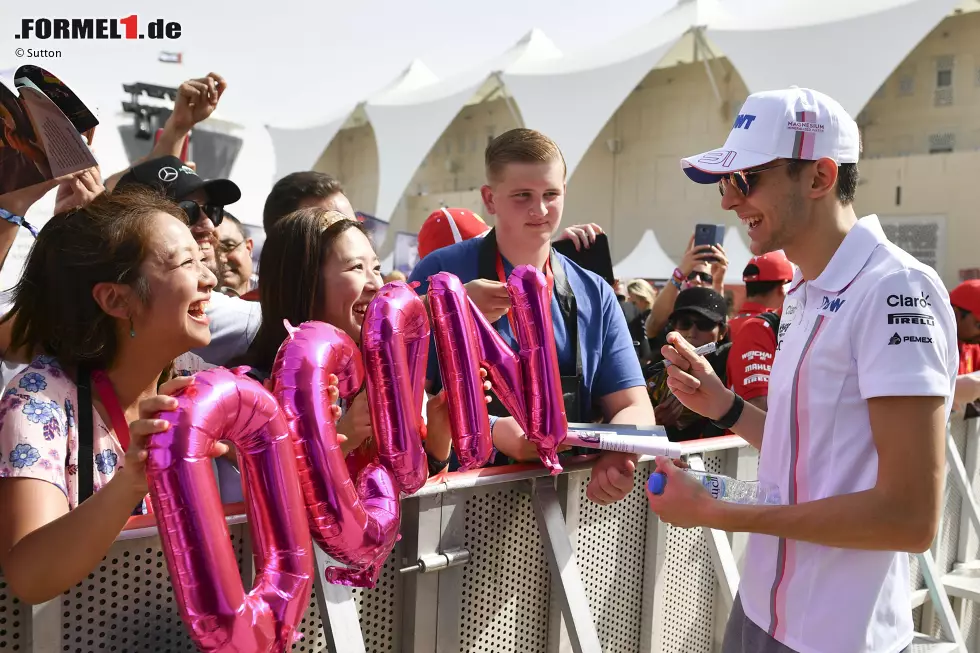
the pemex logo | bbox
[889,333,902,346]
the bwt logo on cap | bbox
[732,114,757,130]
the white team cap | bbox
[680,87,860,183]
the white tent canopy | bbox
[266,60,439,188]
[266,113,353,184]
[613,229,678,280]
[707,0,962,116]
[501,0,732,179]
[722,227,754,285]
[263,0,962,227]
[365,30,561,222]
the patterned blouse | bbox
[0,356,149,514]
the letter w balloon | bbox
[428,268,567,473]
[146,367,313,653]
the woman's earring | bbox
[129,317,136,339]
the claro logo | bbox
[887,293,931,308]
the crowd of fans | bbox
[0,70,977,653]
[0,72,656,605]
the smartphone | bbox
[694,223,725,262]
[552,233,615,286]
[155,128,190,161]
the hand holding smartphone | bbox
[693,223,725,262]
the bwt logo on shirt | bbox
[886,292,931,308]
[820,296,845,313]
[15,16,182,40]
[732,114,757,130]
[887,312,936,326]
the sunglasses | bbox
[718,160,792,198]
[179,200,224,227]
[672,314,721,332]
[688,271,713,284]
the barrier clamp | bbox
[399,547,471,574]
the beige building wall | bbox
[315,11,980,288]
[859,10,980,158]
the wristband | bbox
[0,208,38,238]
[426,449,450,475]
[669,277,682,291]
[710,392,744,431]
[672,267,685,282]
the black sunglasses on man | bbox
[179,200,225,227]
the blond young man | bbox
[409,128,656,505]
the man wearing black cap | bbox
[115,155,240,277]
[111,155,260,366]
[645,287,729,441]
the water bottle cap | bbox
[647,472,666,495]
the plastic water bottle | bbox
[647,470,781,505]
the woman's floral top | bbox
[0,356,149,514]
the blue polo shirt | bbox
[408,238,645,412]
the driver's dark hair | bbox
[786,160,859,205]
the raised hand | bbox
[169,72,227,132]
[123,376,230,496]
[53,167,104,215]
[556,223,604,251]
[464,278,512,322]
[679,235,716,277]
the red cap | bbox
[950,280,980,318]
[417,208,489,259]
[743,251,794,283]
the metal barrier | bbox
[1,418,978,653]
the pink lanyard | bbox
[91,370,152,513]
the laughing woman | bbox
[238,208,488,474]
[0,189,226,604]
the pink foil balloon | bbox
[428,268,567,473]
[146,367,313,653]
[427,273,494,470]
[361,281,430,494]
[273,320,400,588]
[506,265,567,473]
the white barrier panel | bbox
[1,421,978,652]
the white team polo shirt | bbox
[739,215,957,653]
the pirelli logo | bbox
[887,313,935,326]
